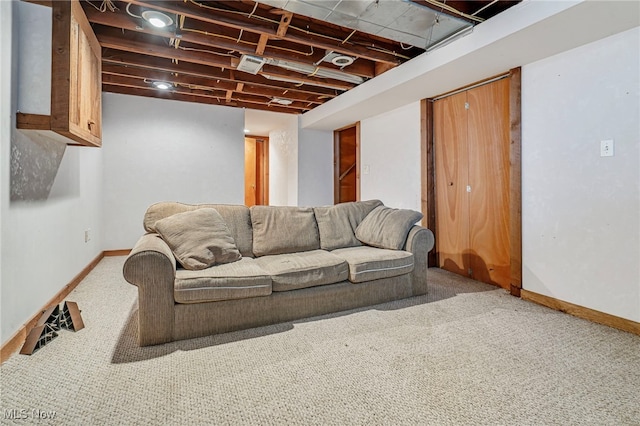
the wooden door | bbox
[245,138,257,206]
[434,78,511,289]
[245,136,269,207]
[334,125,359,203]
[467,80,510,287]
[434,91,469,278]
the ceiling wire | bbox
[186,0,406,57]
[425,0,444,49]
[181,26,316,57]
[472,0,499,17]
[83,0,118,13]
[178,46,241,59]
[419,0,484,22]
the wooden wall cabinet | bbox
[17,0,102,147]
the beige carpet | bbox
[1,257,639,425]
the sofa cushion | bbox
[331,246,414,283]
[174,258,271,303]
[313,200,383,251]
[155,208,242,271]
[144,202,254,257]
[250,206,320,257]
[255,250,348,291]
[355,206,423,250]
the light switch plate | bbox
[601,140,614,157]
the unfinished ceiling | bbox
[85,0,519,114]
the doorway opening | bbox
[334,123,360,204]
[244,136,269,207]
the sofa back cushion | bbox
[144,202,253,257]
[250,206,320,257]
[313,200,383,251]
[155,208,241,270]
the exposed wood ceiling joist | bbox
[81,0,519,114]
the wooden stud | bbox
[276,12,293,38]
[126,0,401,65]
[102,84,304,115]
[421,98,437,267]
[256,34,269,55]
[102,52,339,98]
[85,8,376,79]
[509,67,523,296]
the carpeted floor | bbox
[1,257,639,425]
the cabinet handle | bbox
[87,120,95,130]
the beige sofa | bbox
[123,200,435,346]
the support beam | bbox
[101,51,339,98]
[96,30,355,91]
[102,64,324,103]
[124,0,402,65]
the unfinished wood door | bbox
[467,79,510,287]
[334,125,359,203]
[434,91,469,278]
[434,78,511,289]
[245,136,269,207]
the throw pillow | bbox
[313,200,383,250]
[355,206,423,250]
[155,208,241,270]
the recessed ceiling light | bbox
[331,55,354,67]
[273,98,293,106]
[141,10,173,28]
[152,81,172,90]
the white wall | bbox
[302,1,639,131]
[360,102,422,211]
[1,1,104,343]
[297,122,333,207]
[522,27,640,322]
[101,93,245,249]
[0,0,13,341]
[268,114,298,206]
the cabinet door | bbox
[51,0,102,147]
[75,15,102,141]
[467,79,511,287]
[434,91,469,276]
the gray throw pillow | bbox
[155,208,241,270]
[314,200,383,250]
[355,206,423,250]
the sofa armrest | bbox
[123,234,176,345]
[404,226,435,296]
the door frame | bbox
[421,67,522,296]
[244,135,269,206]
[333,122,361,204]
